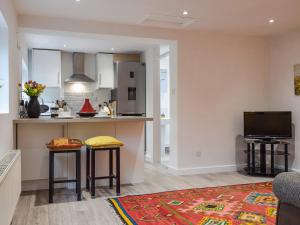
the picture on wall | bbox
[294,64,300,95]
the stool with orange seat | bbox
[46,138,83,203]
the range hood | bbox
[64,52,95,83]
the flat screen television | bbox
[244,111,292,139]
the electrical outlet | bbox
[196,151,202,158]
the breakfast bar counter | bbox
[14,117,153,191]
[14,116,153,124]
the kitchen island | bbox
[14,116,153,191]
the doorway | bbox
[144,42,177,170]
[160,46,170,165]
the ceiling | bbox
[22,32,159,53]
[14,0,300,35]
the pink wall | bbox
[0,0,19,157]
[268,30,300,171]
[19,15,269,172]
[176,34,268,170]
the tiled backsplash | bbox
[64,89,111,113]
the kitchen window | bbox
[0,11,9,114]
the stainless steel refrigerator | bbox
[111,62,146,116]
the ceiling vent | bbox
[139,14,195,28]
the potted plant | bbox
[23,80,46,118]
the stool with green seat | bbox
[85,136,123,197]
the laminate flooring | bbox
[12,163,272,225]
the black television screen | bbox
[244,111,292,139]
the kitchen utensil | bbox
[56,100,66,108]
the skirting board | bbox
[22,179,69,191]
[22,179,115,191]
[145,155,153,163]
[22,178,144,191]
[291,168,300,173]
[166,164,299,176]
[166,164,237,176]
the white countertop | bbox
[14,116,153,124]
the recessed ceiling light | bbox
[111,48,114,51]
[75,0,80,2]
[183,10,188,16]
[63,44,67,47]
[269,19,275,24]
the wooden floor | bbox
[12,163,272,225]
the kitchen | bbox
[15,31,158,192]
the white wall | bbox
[0,0,19,157]
[0,12,9,114]
[176,34,268,172]
[19,15,269,173]
[142,47,161,163]
[141,49,154,161]
[267,29,300,171]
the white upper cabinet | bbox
[31,49,61,87]
[96,53,114,89]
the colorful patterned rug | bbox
[108,182,277,225]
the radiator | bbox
[0,150,21,225]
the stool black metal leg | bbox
[76,151,81,201]
[49,151,54,203]
[271,144,274,175]
[260,143,267,174]
[91,150,96,197]
[86,147,90,190]
[284,143,288,172]
[76,152,78,194]
[116,148,120,195]
[109,149,113,189]
[247,143,250,174]
[251,143,255,174]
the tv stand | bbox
[244,139,290,177]
[261,138,276,142]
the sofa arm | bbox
[273,172,300,208]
